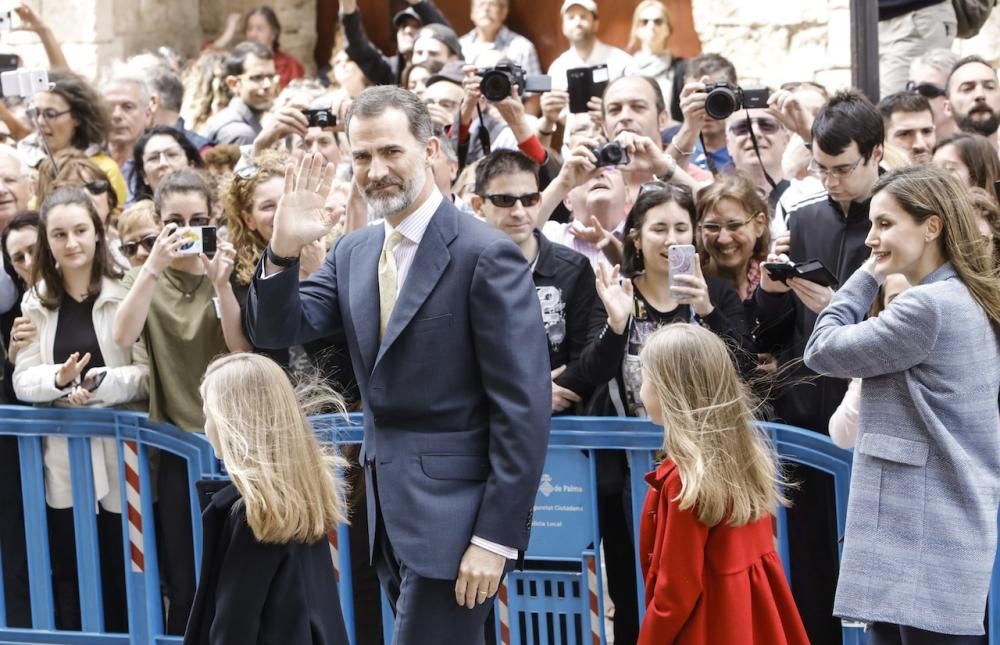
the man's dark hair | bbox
[947,55,996,93]
[247,6,283,51]
[811,89,884,161]
[686,53,737,85]
[474,150,539,195]
[223,41,273,78]
[877,91,933,124]
[47,70,111,150]
[149,66,185,113]
[603,75,666,116]
[345,85,433,144]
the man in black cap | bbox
[340,0,452,86]
[412,24,465,66]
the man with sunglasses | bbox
[755,88,884,645]
[908,48,959,139]
[203,41,277,146]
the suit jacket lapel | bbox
[350,228,384,375]
[375,206,456,367]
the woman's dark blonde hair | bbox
[33,187,123,310]
[872,165,1000,327]
[640,324,784,527]
[695,173,771,263]
[200,353,348,543]
[37,152,118,214]
[223,152,287,285]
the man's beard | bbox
[957,105,1000,137]
[365,173,424,219]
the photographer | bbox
[666,53,739,174]
[547,0,635,90]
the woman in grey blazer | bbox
[804,165,1000,644]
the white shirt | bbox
[547,40,637,91]
[382,188,443,295]
[541,217,626,272]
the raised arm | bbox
[13,3,68,70]
[112,226,186,348]
[339,0,396,87]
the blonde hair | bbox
[117,200,158,240]
[627,1,673,54]
[200,353,348,543]
[223,151,288,285]
[872,165,1000,328]
[639,324,783,527]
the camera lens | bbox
[600,144,623,165]
[705,86,738,120]
[480,71,512,102]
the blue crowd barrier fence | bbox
[0,406,996,644]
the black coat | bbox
[183,484,348,645]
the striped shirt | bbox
[383,188,444,296]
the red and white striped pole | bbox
[586,554,601,645]
[497,579,511,645]
[123,440,144,572]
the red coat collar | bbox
[644,458,677,490]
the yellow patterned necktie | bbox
[379,230,403,338]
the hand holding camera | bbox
[145,224,188,275]
[254,105,309,156]
[554,136,603,191]
[767,89,814,143]
[539,90,569,130]
[200,240,237,292]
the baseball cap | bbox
[560,0,598,16]
[392,7,423,28]
[426,62,466,88]
[417,24,464,61]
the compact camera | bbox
[302,108,336,129]
[591,141,630,167]
[1,69,49,99]
[476,64,551,102]
[176,226,217,256]
[703,82,770,120]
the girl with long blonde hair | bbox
[805,165,1000,643]
[636,323,807,645]
[184,352,349,644]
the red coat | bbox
[638,459,809,645]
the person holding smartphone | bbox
[577,182,753,643]
[112,168,245,634]
[12,187,149,632]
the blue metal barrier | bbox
[1,407,995,645]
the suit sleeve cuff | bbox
[471,535,518,560]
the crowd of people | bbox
[0,0,999,643]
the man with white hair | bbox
[0,147,29,312]
[101,65,153,200]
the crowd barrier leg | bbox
[17,435,55,631]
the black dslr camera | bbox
[703,82,770,120]
[476,63,551,102]
[302,108,336,128]
[591,141,630,167]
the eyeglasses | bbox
[83,180,110,196]
[699,213,757,236]
[639,17,665,26]
[727,117,781,137]
[905,81,947,99]
[27,107,72,122]
[143,147,186,166]
[482,192,541,208]
[242,73,279,86]
[807,156,865,180]
[638,180,690,197]
[121,234,158,258]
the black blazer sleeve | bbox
[340,10,396,86]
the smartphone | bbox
[82,370,107,393]
[763,259,838,288]
[567,64,609,114]
[0,53,17,74]
[667,244,697,290]
[176,226,217,256]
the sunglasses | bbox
[121,234,157,258]
[905,81,947,99]
[483,192,541,208]
[727,118,781,137]
[84,180,110,196]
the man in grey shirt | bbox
[203,42,277,146]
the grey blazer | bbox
[804,263,1000,635]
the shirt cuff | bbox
[471,535,518,560]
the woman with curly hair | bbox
[22,70,128,206]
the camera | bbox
[476,63,551,102]
[176,226,217,256]
[302,108,336,129]
[591,141,630,167]
[703,82,770,120]
[1,69,49,99]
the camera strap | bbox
[476,103,491,157]
[744,111,777,191]
[698,132,719,177]
[28,110,60,174]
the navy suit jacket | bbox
[245,198,551,580]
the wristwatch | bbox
[266,244,299,268]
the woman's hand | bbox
[670,254,714,317]
[788,277,834,314]
[66,385,95,407]
[8,315,36,364]
[56,351,91,389]
[201,241,237,291]
[595,263,633,335]
[145,224,186,274]
[760,253,792,294]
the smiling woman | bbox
[132,126,204,202]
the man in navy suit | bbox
[244,85,551,643]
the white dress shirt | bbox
[547,40,637,91]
